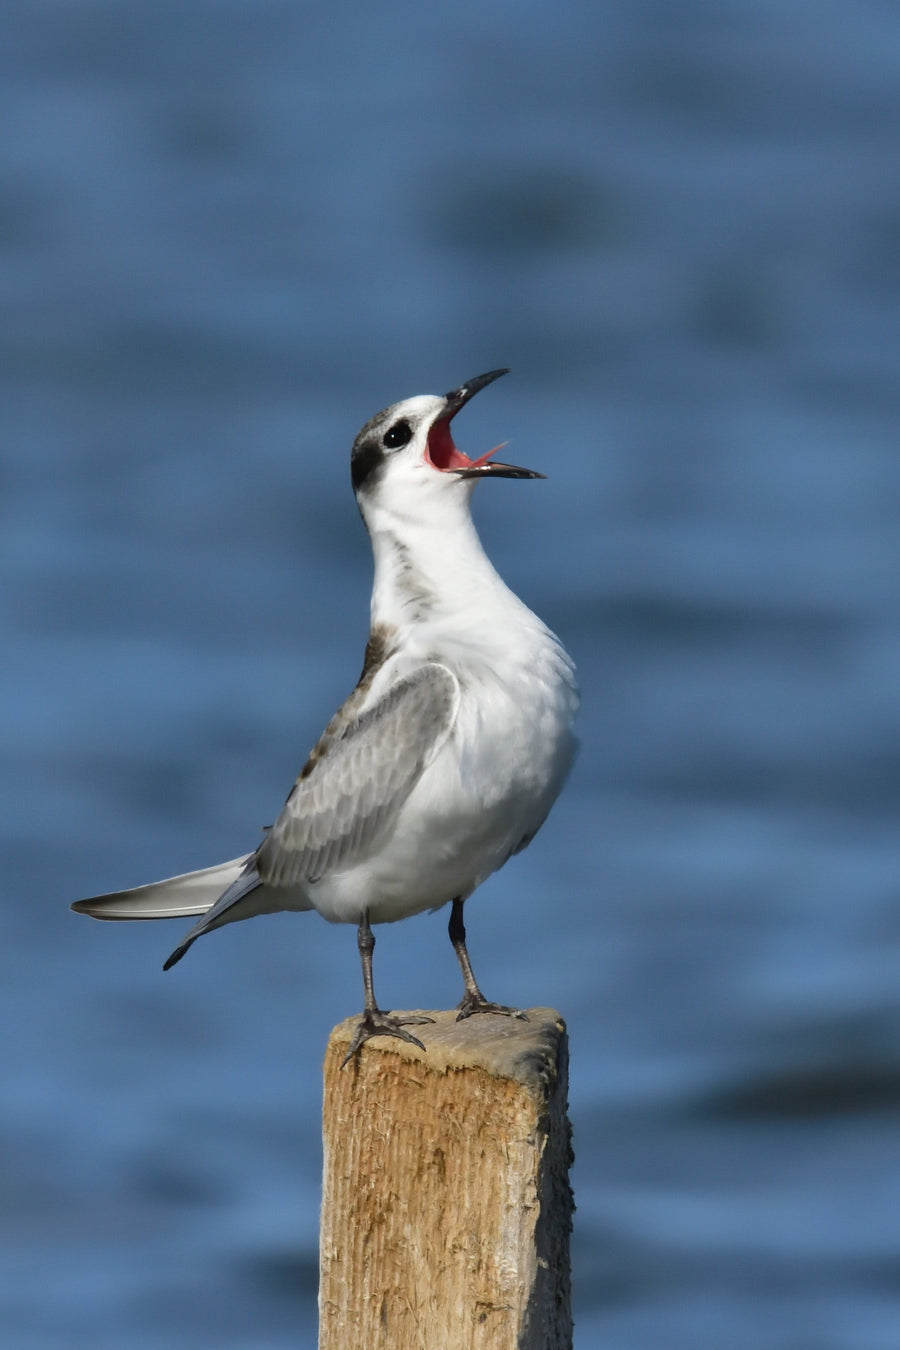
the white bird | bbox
[73,370,579,1061]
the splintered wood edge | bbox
[325,1007,566,1092]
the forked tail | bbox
[71,855,254,921]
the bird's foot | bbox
[455,992,529,1023]
[340,1009,435,1068]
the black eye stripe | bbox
[351,439,385,493]
[383,419,412,449]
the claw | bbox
[340,1010,436,1068]
[455,993,529,1023]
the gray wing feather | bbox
[258,663,458,887]
[163,861,262,969]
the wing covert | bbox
[257,663,458,887]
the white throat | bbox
[363,488,515,635]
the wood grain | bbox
[319,1008,573,1350]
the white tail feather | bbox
[71,855,253,921]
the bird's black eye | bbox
[383,420,412,449]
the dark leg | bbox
[449,897,528,1022]
[341,911,435,1067]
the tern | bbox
[73,370,579,1061]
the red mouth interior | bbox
[426,419,499,472]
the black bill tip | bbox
[454,462,545,480]
[443,368,510,417]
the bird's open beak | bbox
[425,368,545,481]
[442,368,510,418]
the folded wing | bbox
[259,662,459,887]
[73,664,459,967]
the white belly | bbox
[306,659,577,925]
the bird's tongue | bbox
[426,419,501,472]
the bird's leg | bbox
[449,897,528,1022]
[341,911,435,1067]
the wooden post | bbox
[318,1007,573,1350]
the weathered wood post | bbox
[318,1007,573,1350]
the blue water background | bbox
[3,3,900,1346]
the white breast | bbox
[308,618,578,926]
